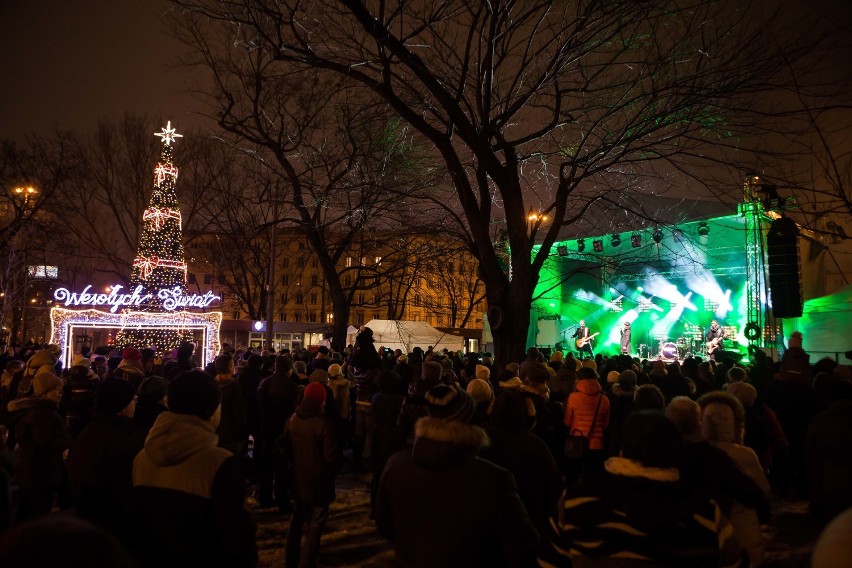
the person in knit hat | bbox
[113,347,145,390]
[133,370,257,567]
[376,383,537,567]
[6,369,68,522]
[282,379,339,567]
[466,377,494,427]
[132,376,169,448]
[67,378,138,546]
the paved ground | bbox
[254,472,820,567]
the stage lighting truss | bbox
[592,239,604,252]
[652,228,664,244]
[631,233,642,248]
[577,239,586,252]
[638,298,653,313]
[697,222,710,236]
[611,234,622,247]
[556,245,569,257]
[703,298,720,312]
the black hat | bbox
[168,370,221,420]
[95,378,136,416]
[137,375,168,404]
[426,384,475,423]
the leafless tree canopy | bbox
[171,0,834,359]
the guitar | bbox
[576,332,600,348]
[706,335,724,354]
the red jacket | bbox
[565,379,610,450]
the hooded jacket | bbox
[376,416,538,568]
[564,378,610,450]
[133,412,257,568]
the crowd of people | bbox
[0,327,850,567]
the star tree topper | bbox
[154,121,183,145]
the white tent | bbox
[363,319,465,353]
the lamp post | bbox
[7,186,38,345]
[265,199,284,351]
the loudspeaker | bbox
[717,350,745,363]
[766,217,803,318]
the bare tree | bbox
[174,0,830,361]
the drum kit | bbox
[653,323,705,361]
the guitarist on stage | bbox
[573,320,596,358]
[705,320,726,360]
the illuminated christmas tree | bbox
[114,121,190,353]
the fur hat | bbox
[168,370,221,420]
[71,354,91,368]
[426,384,475,423]
[304,382,327,405]
[294,361,308,374]
[466,378,494,404]
[698,391,745,445]
[33,370,62,397]
[95,378,136,416]
[327,363,343,379]
[475,364,490,381]
[606,370,620,384]
[505,362,519,376]
[524,363,550,385]
[582,359,597,370]
[397,354,408,364]
[122,347,142,361]
[550,350,564,363]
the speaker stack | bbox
[766,217,803,318]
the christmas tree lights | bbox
[114,122,191,353]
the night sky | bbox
[0,0,210,142]
[1,1,849,145]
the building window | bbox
[281,294,288,304]
[375,256,382,265]
[310,293,317,304]
[203,274,213,284]
[296,294,304,304]
[358,294,365,304]
[294,312,302,322]
[448,262,454,274]
[343,275,351,286]
[311,275,319,286]
[280,311,287,321]
[346,257,352,268]
[311,258,318,268]
[326,312,334,323]
[188,273,197,284]
[282,275,289,285]
[374,312,381,321]
[217,275,226,285]
[308,312,317,322]
[282,257,290,268]
[298,258,306,268]
[298,241,306,250]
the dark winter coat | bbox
[370,391,405,472]
[282,399,340,506]
[216,378,248,454]
[481,425,563,536]
[679,439,765,516]
[257,371,301,442]
[376,417,538,568]
[350,344,382,402]
[806,399,852,524]
[67,415,140,541]
[7,397,69,489]
[651,372,692,404]
[59,369,98,439]
[607,385,635,455]
[236,360,264,438]
[133,412,257,568]
[131,401,168,448]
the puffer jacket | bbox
[376,417,538,568]
[564,378,610,450]
[282,398,340,506]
